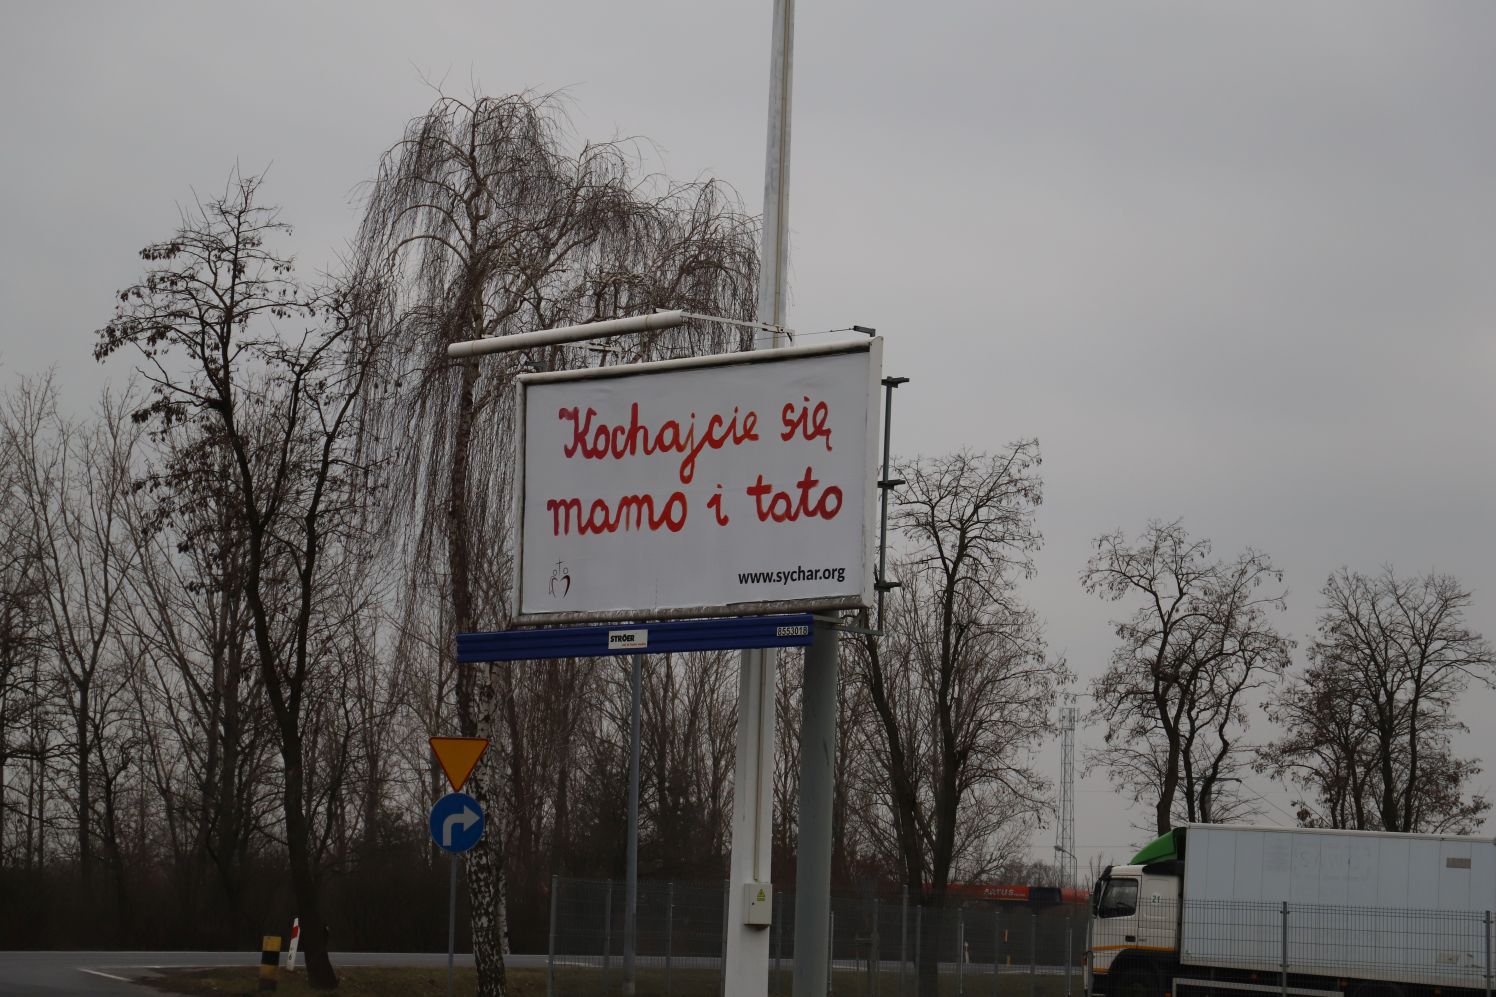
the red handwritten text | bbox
[546,491,688,535]
[746,467,843,523]
[780,396,832,452]
[559,404,759,484]
[707,483,730,526]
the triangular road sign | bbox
[430,736,489,793]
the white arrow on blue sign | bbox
[429,791,485,853]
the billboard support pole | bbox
[725,637,776,996]
[624,652,641,995]
[795,624,837,997]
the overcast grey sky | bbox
[3,2,1494,871]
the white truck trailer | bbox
[1089,824,1496,997]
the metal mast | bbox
[724,1,795,995]
[1056,703,1078,888]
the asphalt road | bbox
[0,951,543,996]
[0,951,1068,995]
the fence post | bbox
[604,881,614,988]
[665,882,674,997]
[1083,900,1093,995]
[1029,911,1037,997]
[829,908,836,996]
[873,898,882,997]
[774,891,783,997]
[547,875,559,997]
[914,905,922,993]
[957,908,965,997]
[1280,901,1289,997]
[900,887,908,997]
[1484,910,1491,997]
[720,880,729,997]
[992,910,1000,997]
[1065,905,1074,997]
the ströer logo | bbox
[606,629,648,650]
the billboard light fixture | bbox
[447,310,689,360]
[447,310,801,361]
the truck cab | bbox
[1090,832,1185,997]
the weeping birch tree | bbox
[351,92,757,995]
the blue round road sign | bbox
[429,792,485,853]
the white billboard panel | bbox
[513,339,882,623]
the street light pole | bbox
[724,2,796,995]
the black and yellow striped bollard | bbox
[259,935,281,991]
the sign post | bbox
[429,737,489,997]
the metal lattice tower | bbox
[1055,703,1078,888]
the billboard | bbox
[512,339,882,623]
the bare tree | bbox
[96,172,379,988]
[772,649,802,876]
[850,444,1066,994]
[770,645,881,889]
[120,417,280,943]
[4,377,146,925]
[0,382,52,870]
[554,650,737,892]
[638,651,737,878]
[1083,519,1291,836]
[494,655,594,951]
[988,854,1064,886]
[1261,567,1493,833]
[351,91,756,994]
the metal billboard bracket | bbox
[875,374,910,633]
[809,613,882,638]
[456,613,819,663]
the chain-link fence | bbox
[547,880,1496,997]
[1089,897,1496,997]
[1157,899,1496,993]
[546,876,1087,997]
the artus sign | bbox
[513,339,882,623]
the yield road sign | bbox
[429,792,484,853]
[429,736,489,792]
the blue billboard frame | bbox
[457,613,816,663]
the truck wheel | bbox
[1113,965,1162,997]
[1350,984,1403,997]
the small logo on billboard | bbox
[607,629,648,650]
[549,561,571,598]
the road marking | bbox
[79,968,132,982]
